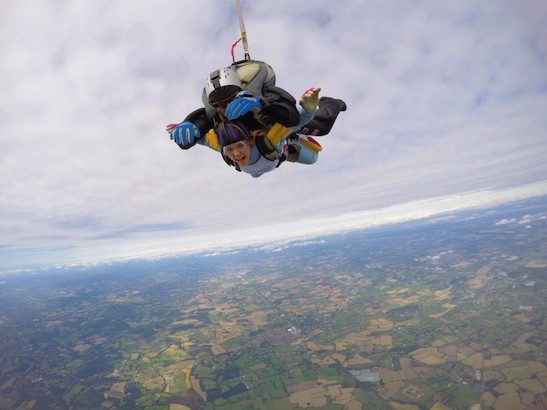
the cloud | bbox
[1,0,547,270]
[494,218,517,226]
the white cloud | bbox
[494,218,517,226]
[1,0,547,270]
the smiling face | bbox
[223,140,253,167]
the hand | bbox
[300,87,321,112]
[225,91,264,120]
[167,122,200,147]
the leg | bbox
[286,136,321,164]
[297,97,347,136]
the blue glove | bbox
[225,91,264,120]
[168,122,200,148]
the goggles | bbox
[222,140,249,156]
[210,92,237,109]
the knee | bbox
[297,149,318,164]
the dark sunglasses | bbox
[211,100,230,109]
[210,92,238,109]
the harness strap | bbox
[254,134,283,161]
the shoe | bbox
[319,96,347,112]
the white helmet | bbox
[205,67,242,106]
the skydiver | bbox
[170,87,324,178]
[167,61,346,150]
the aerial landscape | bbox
[0,196,546,410]
[2,1,547,409]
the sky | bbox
[1,0,547,272]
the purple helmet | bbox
[217,121,251,149]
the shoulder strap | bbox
[254,134,285,162]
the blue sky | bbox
[1,0,547,272]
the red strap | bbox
[231,36,243,63]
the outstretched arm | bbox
[183,108,213,138]
[266,88,320,147]
[166,108,215,150]
[166,121,201,149]
[299,87,321,113]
